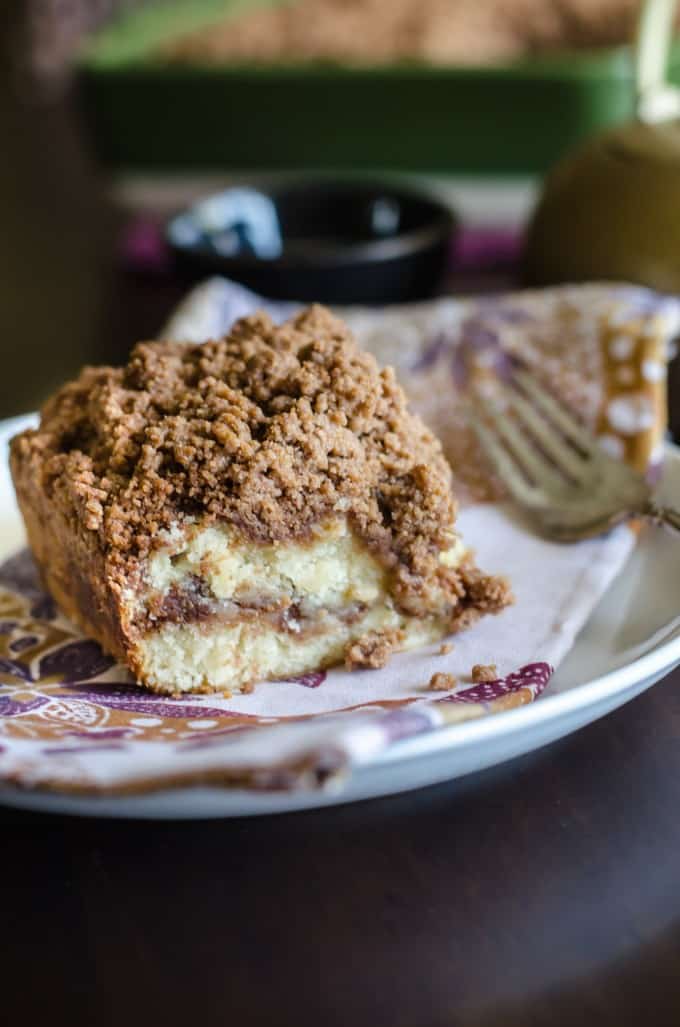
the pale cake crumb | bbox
[427,671,457,692]
[471,663,498,683]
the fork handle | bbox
[640,501,680,532]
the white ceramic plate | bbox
[1,414,679,818]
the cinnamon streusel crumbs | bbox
[471,663,498,682]
[345,628,405,670]
[428,671,457,691]
[159,0,661,68]
[438,642,453,655]
[12,305,477,611]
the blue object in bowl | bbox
[166,180,456,305]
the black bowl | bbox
[166,180,456,305]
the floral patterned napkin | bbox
[0,279,676,795]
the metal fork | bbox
[468,369,680,542]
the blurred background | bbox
[2,0,680,420]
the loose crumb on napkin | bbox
[438,642,453,655]
[427,671,458,692]
[471,663,498,682]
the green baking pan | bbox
[76,0,680,175]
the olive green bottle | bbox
[525,0,680,292]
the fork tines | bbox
[468,370,599,505]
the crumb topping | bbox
[344,627,404,670]
[438,642,453,655]
[471,663,498,682]
[428,671,457,691]
[12,306,464,606]
[159,0,655,68]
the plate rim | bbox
[375,445,680,764]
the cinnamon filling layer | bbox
[145,575,370,640]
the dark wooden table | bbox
[2,41,680,1027]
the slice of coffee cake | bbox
[10,305,511,695]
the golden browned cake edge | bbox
[10,444,135,671]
